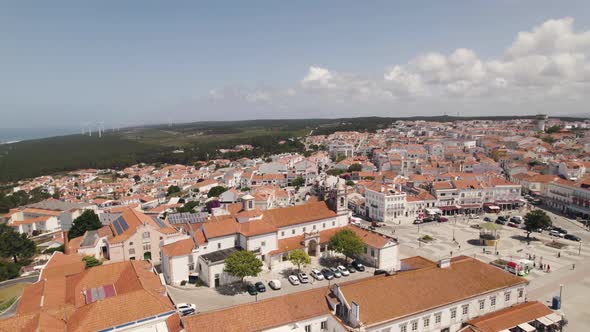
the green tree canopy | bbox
[69,210,103,240]
[347,163,363,172]
[524,210,552,239]
[335,155,347,163]
[292,177,305,188]
[167,185,181,196]
[328,229,364,261]
[545,125,561,134]
[207,186,227,198]
[133,175,141,183]
[0,261,21,281]
[0,224,36,264]
[177,201,199,213]
[327,169,346,177]
[82,256,102,268]
[223,250,263,283]
[345,180,355,186]
[289,249,311,272]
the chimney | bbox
[438,258,451,268]
[63,231,69,254]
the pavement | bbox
[167,258,376,313]
[0,275,38,319]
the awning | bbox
[460,204,481,209]
[487,205,500,210]
[546,313,562,323]
[425,208,442,215]
[517,322,536,332]
[536,316,554,326]
[440,205,460,211]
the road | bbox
[0,275,39,318]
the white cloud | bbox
[202,17,590,118]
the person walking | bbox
[547,264,551,273]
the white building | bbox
[365,183,407,222]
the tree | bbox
[327,169,346,176]
[328,229,364,262]
[207,186,227,198]
[348,163,363,172]
[177,201,199,213]
[69,210,103,240]
[289,249,311,272]
[223,250,263,284]
[345,180,355,186]
[524,210,552,240]
[0,225,36,264]
[292,177,305,188]
[82,256,102,268]
[0,261,21,281]
[167,185,181,196]
[133,175,141,183]
[545,125,561,134]
[335,155,347,163]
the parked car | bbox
[549,230,564,238]
[508,222,519,228]
[374,269,388,276]
[337,265,350,276]
[483,217,492,222]
[346,264,357,273]
[497,216,508,221]
[351,260,365,272]
[495,218,506,225]
[371,221,386,227]
[268,279,282,290]
[469,214,479,219]
[175,303,196,316]
[254,281,266,292]
[552,227,568,235]
[564,234,581,242]
[310,269,325,280]
[288,275,300,285]
[422,217,435,223]
[321,268,335,280]
[246,284,258,295]
[413,219,423,224]
[510,216,523,223]
[298,273,310,283]
[330,267,342,278]
[437,217,449,223]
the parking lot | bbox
[167,256,377,314]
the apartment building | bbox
[365,183,407,222]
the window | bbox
[143,244,151,251]
[323,223,326,228]
[411,320,418,331]
[518,288,524,298]
[281,231,285,236]
[320,320,327,330]
[423,317,430,328]
[313,225,316,230]
[142,232,150,239]
[364,246,368,254]
[129,242,133,245]
[159,236,163,240]
[505,291,511,302]
[332,221,335,226]
[371,249,375,257]
[490,296,496,307]
[479,300,485,310]
[303,227,306,232]
[304,325,311,332]
[128,248,135,255]
[261,241,266,247]
[217,243,221,249]
[450,308,457,319]
[400,324,407,332]
[292,229,295,235]
[435,313,441,324]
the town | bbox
[0,115,588,331]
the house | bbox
[183,255,528,332]
[67,208,184,264]
[462,301,563,332]
[160,182,400,287]
[0,252,182,332]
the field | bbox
[0,115,585,183]
[0,283,28,311]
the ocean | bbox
[0,128,79,144]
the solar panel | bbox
[113,220,123,235]
[119,218,129,231]
[153,217,166,228]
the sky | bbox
[2,1,590,130]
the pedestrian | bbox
[533,254,536,260]
[547,264,551,273]
[533,262,536,268]
[573,263,576,270]
[558,252,561,258]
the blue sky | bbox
[2,1,590,129]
